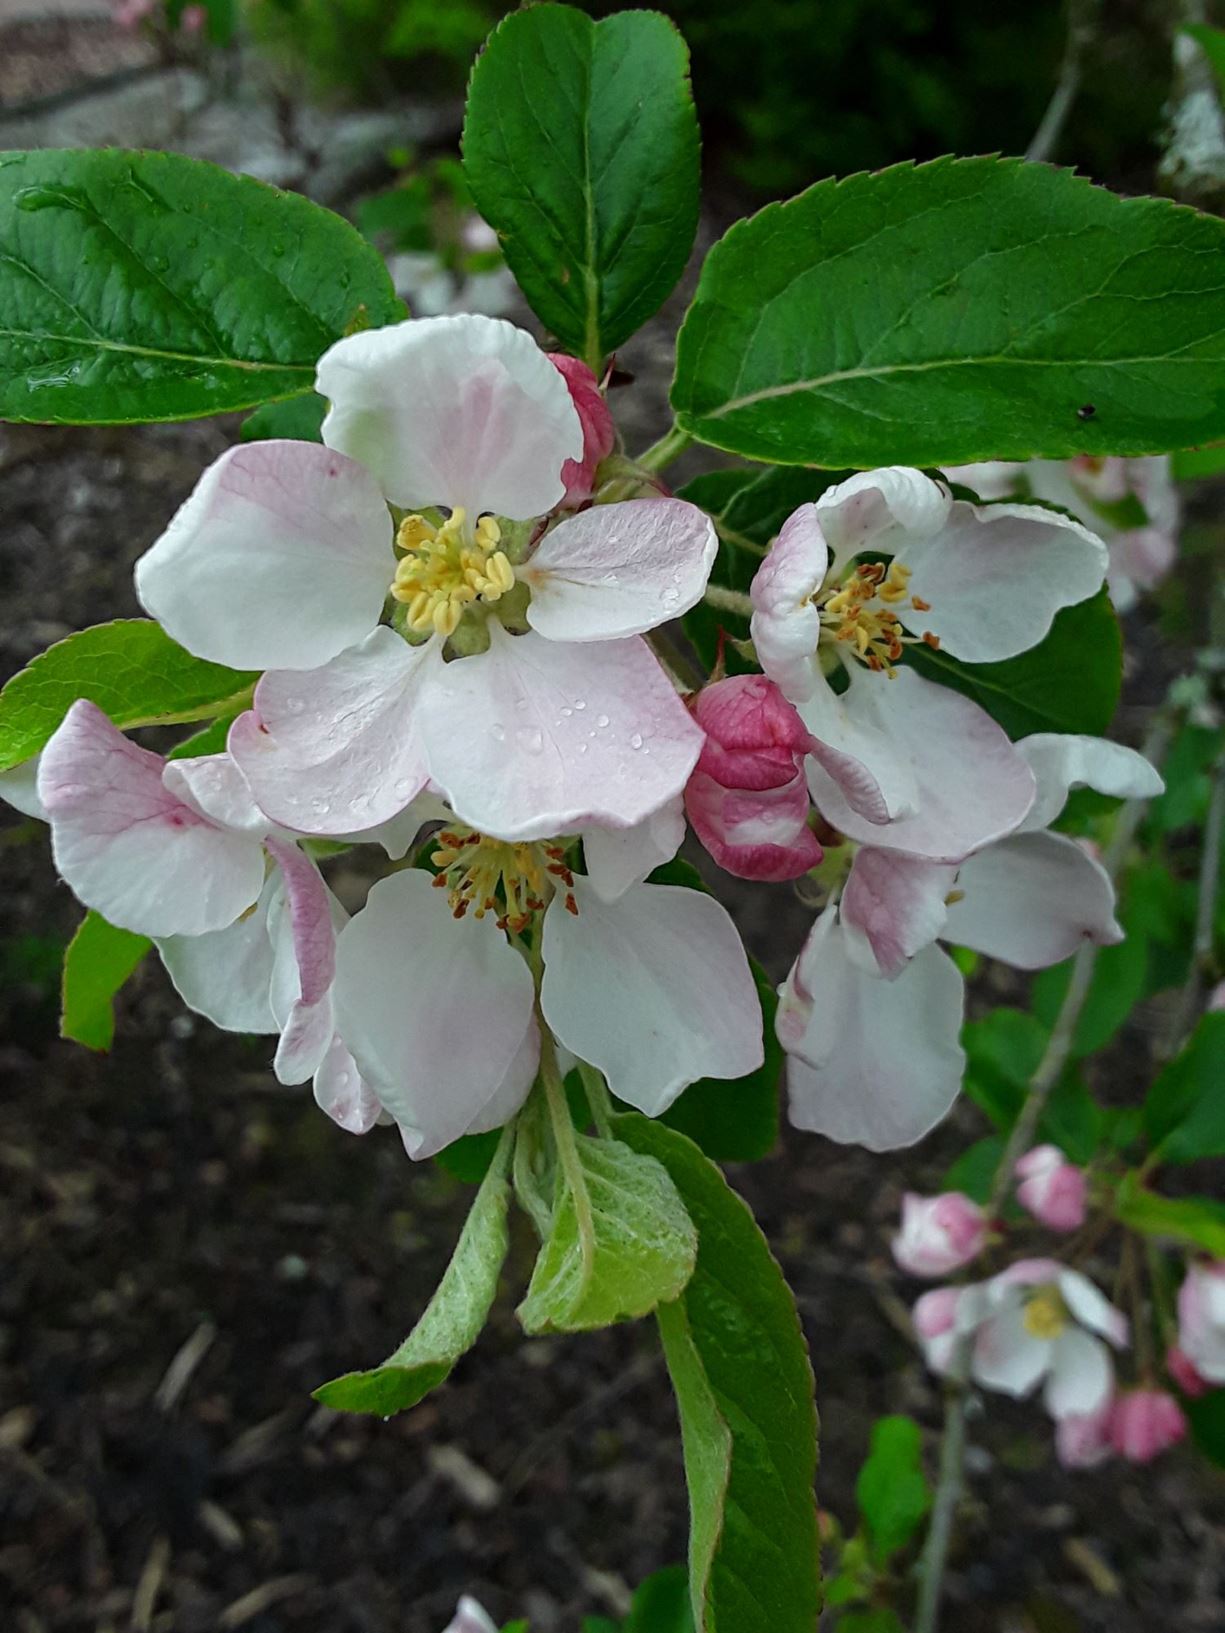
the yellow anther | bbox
[1022,1288,1068,1340]
[877,561,912,603]
[390,508,515,638]
[431,831,574,931]
[475,514,502,549]
[813,557,932,679]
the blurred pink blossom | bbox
[547,353,616,507]
[1015,1144,1088,1232]
[1108,1388,1187,1462]
[1056,1399,1114,1469]
[1166,1343,1211,1399]
[892,1191,988,1278]
[1177,1260,1225,1384]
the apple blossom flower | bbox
[749,468,1107,859]
[684,674,823,882]
[892,1191,988,1277]
[1055,1400,1115,1469]
[134,314,717,844]
[1166,1343,1211,1399]
[1108,1388,1188,1462]
[947,456,1179,612]
[1177,1260,1225,1384]
[331,809,763,1158]
[1014,1145,1089,1232]
[443,1600,497,1633]
[916,1260,1128,1419]
[548,353,617,506]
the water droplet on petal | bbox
[560,706,572,717]
[596,714,610,729]
[630,733,643,750]
[516,726,544,753]
[573,700,586,711]
[490,723,506,741]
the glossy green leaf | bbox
[518,1132,697,1334]
[1172,442,1225,479]
[60,910,150,1051]
[624,1566,695,1633]
[1114,1175,1225,1257]
[673,156,1225,468]
[614,1115,820,1633]
[0,147,401,424]
[462,4,700,366]
[856,1415,931,1564]
[240,391,326,443]
[1144,1013,1225,1164]
[314,1151,511,1414]
[0,620,257,773]
[905,588,1122,740]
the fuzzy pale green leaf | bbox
[61,910,150,1051]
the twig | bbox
[1157,746,1225,1059]
[1026,0,1098,164]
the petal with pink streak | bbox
[541,879,762,1117]
[749,503,827,701]
[228,627,438,835]
[685,770,822,883]
[582,797,685,903]
[548,353,616,506]
[814,467,950,574]
[840,847,957,977]
[1016,733,1163,834]
[134,440,394,671]
[804,665,1036,861]
[333,869,537,1159]
[780,906,965,1150]
[895,500,1106,663]
[161,752,268,835]
[421,627,703,842]
[316,315,582,518]
[39,700,265,937]
[521,498,717,642]
[264,838,337,1085]
[942,831,1121,970]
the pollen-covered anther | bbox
[390,506,516,637]
[430,830,576,932]
[816,559,936,677]
[1023,1287,1069,1340]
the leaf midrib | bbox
[0,327,314,375]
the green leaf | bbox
[673,156,1225,468]
[1114,1175,1225,1257]
[1183,22,1225,94]
[434,1127,504,1184]
[517,1132,697,1334]
[0,620,257,773]
[60,910,150,1051]
[314,1148,511,1414]
[1187,1388,1225,1469]
[0,148,401,424]
[905,588,1122,740]
[613,1115,820,1633]
[943,1136,1006,1204]
[855,1415,931,1565]
[837,1614,906,1633]
[1143,1013,1225,1164]
[240,392,326,443]
[166,710,244,761]
[624,1566,695,1633]
[462,4,700,366]
[1172,442,1225,479]
[963,1008,1048,1127]
[661,960,779,1162]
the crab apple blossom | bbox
[1055,1401,1115,1469]
[684,674,823,882]
[892,1191,989,1277]
[443,1599,497,1633]
[134,314,717,843]
[749,468,1107,859]
[1108,1388,1188,1462]
[1014,1145,1089,1232]
[1177,1260,1225,1384]
[947,456,1179,612]
[548,353,617,507]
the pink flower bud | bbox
[1056,1400,1114,1469]
[913,1284,962,1341]
[1014,1144,1088,1232]
[547,354,616,507]
[179,3,206,32]
[893,1191,988,1278]
[1166,1343,1210,1399]
[1107,1388,1187,1463]
[1176,1260,1225,1385]
[684,675,822,882]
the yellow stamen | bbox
[812,559,936,677]
[1022,1287,1068,1340]
[390,507,516,638]
[430,832,577,932]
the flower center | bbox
[1022,1286,1069,1340]
[814,560,939,677]
[431,829,578,932]
[391,508,516,639]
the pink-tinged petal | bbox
[582,797,685,903]
[548,353,617,506]
[685,769,822,883]
[156,875,280,1033]
[691,673,813,791]
[313,1034,385,1135]
[333,869,536,1159]
[228,627,437,835]
[804,666,1036,861]
[971,1305,1051,1399]
[161,752,268,835]
[1045,1328,1114,1419]
[264,838,336,1085]
[780,908,965,1150]
[1178,1262,1225,1384]
[0,755,46,820]
[134,441,394,671]
[840,847,956,978]
[443,1599,499,1633]
[422,627,703,842]
[1166,1343,1211,1398]
[1058,1269,1130,1349]
[1056,1403,1115,1469]
[316,315,582,518]
[815,467,950,573]
[749,503,828,701]
[1014,1145,1088,1232]
[541,879,762,1117]
[892,1192,988,1278]
[943,831,1121,970]
[894,500,1107,663]
[1108,1388,1187,1462]
[1016,733,1164,834]
[39,700,265,937]
[521,498,717,642]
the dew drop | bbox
[573,699,586,711]
[490,723,506,741]
[560,706,572,717]
[517,726,544,753]
[630,732,643,750]
[596,714,610,729]
[578,742,588,754]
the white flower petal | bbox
[313,1034,385,1135]
[264,839,338,1085]
[156,875,280,1033]
[1044,1328,1113,1419]
[840,847,956,977]
[0,755,46,820]
[161,752,268,835]
[971,1306,1051,1398]
[815,467,951,574]
[1017,733,1164,834]
[1058,1268,1130,1348]
[750,503,828,702]
[581,798,685,903]
[134,441,394,670]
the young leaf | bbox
[855,1415,932,1565]
[0,620,256,773]
[1114,1175,1225,1257]
[0,148,402,424]
[943,1136,1007,1204]
[240,392,327,443]
[61,910,150,1051]
[613,1114,820,1633]
[673,156,1225,467]
[314,1149,511,1415]
[517,1132,697,1334]
[624,1566,695,1633]
[1143,1013,1225,1164]
[463,4,700,367]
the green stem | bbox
[580,1063,615,1139]
[638,423,693,474]
[703,583,755,618]
[540,1024,596,1278]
